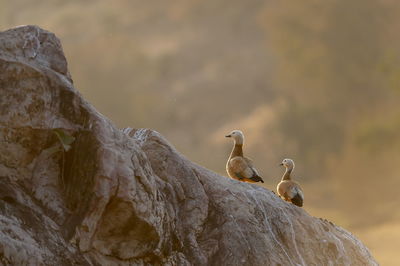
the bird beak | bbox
[279,163,283,166]
[225,134,231,138]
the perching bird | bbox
[225,130,264,183]
[277,158,304,207]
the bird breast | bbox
[277,180,301,200]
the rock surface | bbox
[0,25,378,266]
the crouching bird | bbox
[277,158,304,207]
[225,130,264,183]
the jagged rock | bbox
[0,25,378,266]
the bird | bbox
[277,158,304,207]
[225,130,264,183]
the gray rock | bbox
[0,25,378,266]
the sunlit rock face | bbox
[0,25,378,266]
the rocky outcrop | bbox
[0,25,377,266]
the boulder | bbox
[0,25,377,266]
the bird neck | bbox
[230,143,243,158]
[282,168,293,181]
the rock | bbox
[0,25,377,266]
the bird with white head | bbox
[225,130,264,183]
[277,158,304,207]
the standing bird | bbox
[277,158,304,207]
[225,130,264,183]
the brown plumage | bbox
[225,130,264,183]
[277,158,304,207]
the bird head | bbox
[225,130,244,145]
[280,158,295,170]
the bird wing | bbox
[229,157,254,179]
[290,183,304,200]
[243,157,261,176]
[294,185,304,201]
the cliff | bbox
[0,26,377,266]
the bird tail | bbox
[250,175,264,183]
[291,193,303,207]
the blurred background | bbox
[1,0,400,264]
